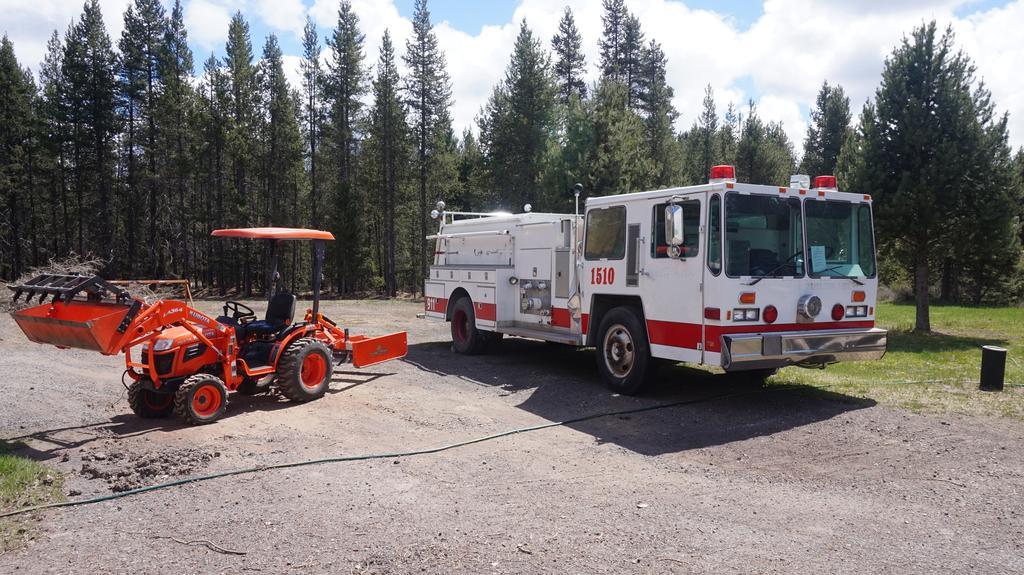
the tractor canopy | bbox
[211,227,335,241]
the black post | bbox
[980,345,1006,392]
[312,239,325,319]
[266,239,278,303]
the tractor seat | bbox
[242,293,297,338]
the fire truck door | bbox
[643,193,705,364]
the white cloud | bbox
[756,95,807,149]
[254,0,307,40]
[184,0,235,54]
[281,53,303,90]
[1,0,130,68]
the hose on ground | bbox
[1,385,793,519]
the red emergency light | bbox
[710,165,736,182]
[814,175,837,189]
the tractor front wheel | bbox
[127,380,174,418]
[174,374,228,425]
[275,338,333,402]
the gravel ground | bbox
[1,299,1022,574]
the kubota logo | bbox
[370,344,389,357]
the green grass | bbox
[775,302,1024,418]
[0,442,64,552]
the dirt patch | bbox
[1,300,1022,574]
[78,447,217,492]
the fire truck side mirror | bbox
[665,204,685,250]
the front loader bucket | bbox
[11,301,135,355]
[349,332,408,368]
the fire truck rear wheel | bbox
[595,307,653,395]
[127,380,174,418]
[275,338,334,402]
[450,297,490,355]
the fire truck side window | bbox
[725,193,804,278]
[584,206,626,260]
[651,200,700,258]
[707,194,722,274]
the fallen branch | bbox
[157,535,247,555]
[118,531,246,555]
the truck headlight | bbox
[845,305,868,318]
[732,308,760,322]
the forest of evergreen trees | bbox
[1,1,1023,324]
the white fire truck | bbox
[424,166,887,394]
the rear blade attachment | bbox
[349,332,408,368]
[8,274,132,305]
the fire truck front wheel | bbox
[595,307,653,395]
[450,297,494,355]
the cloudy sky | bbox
[3,0,1023,151]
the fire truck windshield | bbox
[725,193,804,278]
[805,200,876,279]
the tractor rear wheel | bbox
[275,338,333,402]
[127,380,174,418]
[174,374,228,425]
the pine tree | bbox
[621,14,645,108]
[118,3,153,274]
[118,0,166,276]
[551,7,586,102]
[598,0,628,82]
[799,81,851,178]
[38,31,70,256]
[365,31,408,297]
[542,94,593,211]
[196,53,232,290]
[636,40,679,187]
[842,22,996,331]
[479,20,555,209]
[456,128,489,209]
[587,79,653,195]
[403,0,454,290]
[260,35,292,224]
[0,36,36,278]
[158,0,194,278]
[300,16,323,228]
[62,0,119,267]
[735,101,795,185]
[257,34,306,290]
[717,101,740,166]
[324,0,367,293]
[685,85,718,184]
[225,12,259,292]
[953,85,1021,304]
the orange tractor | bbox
[8,228,407,425]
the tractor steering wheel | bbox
[223,301,257,323]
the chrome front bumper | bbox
[721,327,887,371]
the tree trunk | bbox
[914,256,930,332]
[939,257,953,303]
